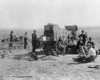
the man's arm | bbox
[78,34,81,37]
[31,34,33,42]
[85,50,92,58]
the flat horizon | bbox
[0,25,100,30]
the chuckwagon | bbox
[41,23,61,55]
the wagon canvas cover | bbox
[65,25,78,31]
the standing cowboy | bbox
[9,30,14,53]
[32,30,37,53]
[79,30,87,45]
[9,30,14,48]
[31,30,38,60]
[24,32,28,49]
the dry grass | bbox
[0,50,100,80]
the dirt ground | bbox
[0,49,100,80]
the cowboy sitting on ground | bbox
[65,37,77,54]
[57,41,65,55]
[87,37,98,55]
[74,43,97,62]
[78,45,87,57]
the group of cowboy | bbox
[57,30,98,62]
[7,29,98,62]
[9,30,37,52]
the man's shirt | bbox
[77,40,84,47]
[79,34,87,41]
[32,33,37,43]
[68,40,77,46]
[86,48,96,58]
[9,34,13,42]
[87,41,94,45]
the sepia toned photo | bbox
[0,0,100,80]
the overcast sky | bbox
[0,0,100,29]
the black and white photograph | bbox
[0,0,100,80]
